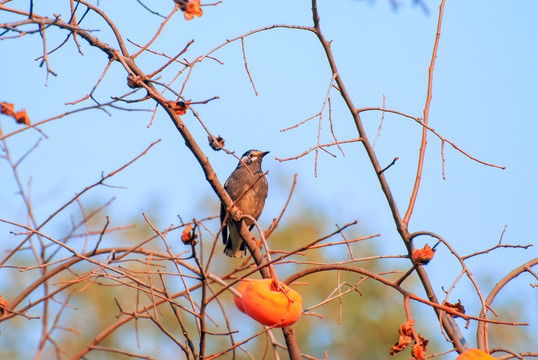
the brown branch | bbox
[205,323,282,360]
[132,4,178,59]
[240,36,258,96]
[372,94,386,148]
[462,226,532,260]
[285,264,528,327]
[493,350,538,360]
[147,39,194,79]
[66,58,114,105]
[0,140,161,266]
[264,173,297,240]
[75,0,129,57]
[357,107,506,171]
[378,157,399,175]
[0,98,150,141]
[403,0,446,226]
[275,138,361,163]
[477,258,538,351]
[158,272,197,359]
[135,0,166,18]
[310,0,406,237]
[279,73,340,176]
[309,0,467,352]
[37,22,57,83]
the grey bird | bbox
[220,149,269,257]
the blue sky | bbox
[1,0,537,354]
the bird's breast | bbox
[234,177,268,224]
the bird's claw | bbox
[229,205,243,221]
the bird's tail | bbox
[224,224,246,258]
[224,246,245,258]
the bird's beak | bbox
[261,151,270,158]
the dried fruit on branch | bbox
[456,348,496,360]
[0,295,8,316]
[174,0,203,20]
[390,320,429,359]
[390,320,415,354]
[181,224,197,245]
[208,135,225,151]
[0,102,30,125]
[239,279,302,327]
[411,334,428,360]
[168,100,191,115]
[412,243,435,265]
[445,300,465,318]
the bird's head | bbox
[240,149,270,166]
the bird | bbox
[220,149,269,257]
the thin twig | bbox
[240,36,258,96]
[403,0,446,226]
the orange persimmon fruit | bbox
[456,348,496,360]
[233,279,252,313]
[240,279,302,327]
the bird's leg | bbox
[228,205,243,221]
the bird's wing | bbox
[224,167,250,199]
